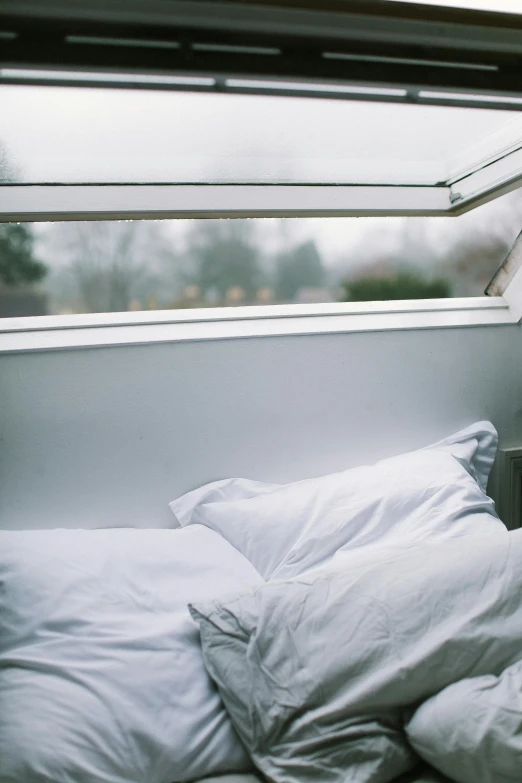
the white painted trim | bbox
[0,174,520,221]
[0,184,451,221]
[449,173,522,215]
[446,116,522,185]
[0,297,514,353]
[451,146,522,205]
[0,297,508,332]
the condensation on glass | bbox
[2,84,522,187]
[1,79,522,319]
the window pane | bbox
[1,84,522,187]
[1,189,521,318]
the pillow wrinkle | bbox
[192,530,522,783]
[0,527,264,783]
[171,422,501,582]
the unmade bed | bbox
[1,422,521,783]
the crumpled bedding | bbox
[191,529,522,783]
[407,657,522,783]
[170,422,500,581]
[0,526,264,783]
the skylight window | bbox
[2,0,522,320]
[3,84,512,186]
[2,188,520,320]
[1,81,522,221]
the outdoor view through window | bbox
[0,191,521,318]
[1,79,522,318]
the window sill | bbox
[0,297,515,353]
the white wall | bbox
[1,324,522,530]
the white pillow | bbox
[170,421,501,580]
[190,528,521,783]
[0,526,263,783]
[407,657,522,783]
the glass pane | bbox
[1,189,521,318]
[1,83,521,186]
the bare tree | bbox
[183,220,263,301]
[437,189,522,295]
[49,221,178,314]
[332,189,522,298]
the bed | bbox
[1,421,520,783]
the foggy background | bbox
[2,82,522,316]
[0,186,520,318]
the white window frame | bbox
[0,296,515,354]
[0,184,452,221]
[1,181,522,351]
[2,165,522,221]
[2,5,522,348]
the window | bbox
[2,81,522,219]
[2,187,520,318]
[2,0,522,321]
[3,82,522,188]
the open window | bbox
[2,0,522,323]
[3,80,522,219]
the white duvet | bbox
[192,528,522,783]
[407,657,522,783]
[0,526,263,783]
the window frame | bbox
[1,0,522,342]
[3,1,522,219]
[0,297,515,354]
